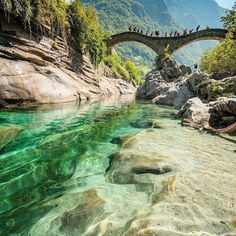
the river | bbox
[0,96,235,235]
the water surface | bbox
[0,96,235,235]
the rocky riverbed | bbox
[21,103,235,236]
[136,57,236,130]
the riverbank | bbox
[136,57,236,132]
[0,15,136,107]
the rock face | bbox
[136,60,194,109]
[178,97,236,129]
[0,17,135,105]
[186,72,236,101]
[177,97,211,128]
[137,57,236,111]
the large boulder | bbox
[177,97,211,128]
[136,58,195,107]
[136,69,170,100]
[208,97,236,127]
[187,73,236,101]
[153,79,194,109]
[210,97,236,116]
[179,64,192,75]
[159,57,182,81]
[178,97,236,129]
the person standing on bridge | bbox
[165,32,167,37]
[155,31,160,37]
[196,25,200,32]
[170,32,173,37]
[129,26,132,31]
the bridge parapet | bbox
[106,28,235,56]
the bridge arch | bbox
[106,29,232,56]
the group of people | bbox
[128,25,209,37]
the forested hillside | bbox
[81,0,227,69]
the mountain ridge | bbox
[81,0,227,68]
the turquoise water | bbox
[0,97,174,235]
[0,97,235,236]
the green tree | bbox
[221,2,236,32]
[0,0,107,67]
[103,54,143,84]
[68,0,107,67]
[200,32,236,75]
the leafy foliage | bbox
[1,0,69,37]
[103,54,144,85]
[200,3,236,75]
[221,2,236,32]
[200,32,236,75]
[80,0,180,69]
[0,0,107,66]
[68,0,107,66]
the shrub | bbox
[103,54,143,85]
[200,32,236,75]
[0,0,106,66]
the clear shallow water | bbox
[0,96,235,235]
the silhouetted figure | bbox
[155,31,160,37]
[170,32,173,37]
[141,30,143,34]
[129,26,132,31]
[146,30,149,36]
[177,32,180,36]
[194,63,198,70]
[165,32,167,37]
[150,31,154,37]
[183,28,188,35]
[189,29,194,34]
[196,25,200,32]
[206,26,210,29]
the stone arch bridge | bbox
[106,29,234,57]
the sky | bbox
[215,0,235,9]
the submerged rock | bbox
[130,119,163,129]
[0,125,25,150]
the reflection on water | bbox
[0,96,235,235]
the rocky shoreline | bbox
[0,16,136,108]
[0,16,235,132]
[136,57,236,131]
